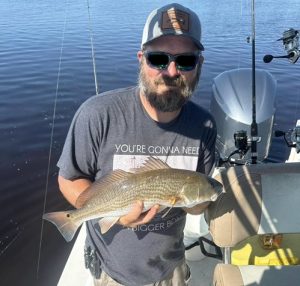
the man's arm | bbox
[58,175,159,226]
[58,175,92,208]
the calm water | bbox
[1,0,300,285]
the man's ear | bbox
[137,51,143,63]
[199,55,204,65]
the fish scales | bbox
[42,157,224,241]
[71,169,189,221]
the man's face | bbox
[138,35,203,112]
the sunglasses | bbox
[143,51,200,71]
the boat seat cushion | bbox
[206,162,300,247]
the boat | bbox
[185,26,300,285]
[57,22,300,285]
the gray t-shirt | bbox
[57,86,216,285]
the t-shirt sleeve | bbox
[57,102,100,181]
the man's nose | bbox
[165,61,180,77]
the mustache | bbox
[154,75,186,87]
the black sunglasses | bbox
[143,51,200,71]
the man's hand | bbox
[118,201,160,228]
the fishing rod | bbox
[218,0,261,166]
[227,0,258,165]
[250,0,258,164]
[87,0,100,95]
[263,28,300,154]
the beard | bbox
[138,62,200,112]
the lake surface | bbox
[1,0,300,285]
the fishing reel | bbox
[263,28,300,64]
[218,130,256,166]
[275,125,300,153]
[280,28,300,63]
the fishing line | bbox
[87,0,99,95]
[36,0,69,278]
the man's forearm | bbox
[58,175,92,208]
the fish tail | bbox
[42,210,81,242]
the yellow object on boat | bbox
[231,234,300,266]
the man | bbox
[57,3,216,286]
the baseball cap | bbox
[141,3,204,51]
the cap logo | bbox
[161,8,189,32]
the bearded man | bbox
[57,3,216,286]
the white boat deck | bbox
[187,252,219,286]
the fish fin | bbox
[161,196,179,218]
[43,210,81,242]
[161,207,173,218]
[76,170,131,207]
[169,196,180,206]
[161,197,179,218]
[98,217,120,234]
[130,157,170,173]
[157,205,168,213]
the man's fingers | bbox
[139,204,160,224]
[118,201,144,226]
[118,202,160,227]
